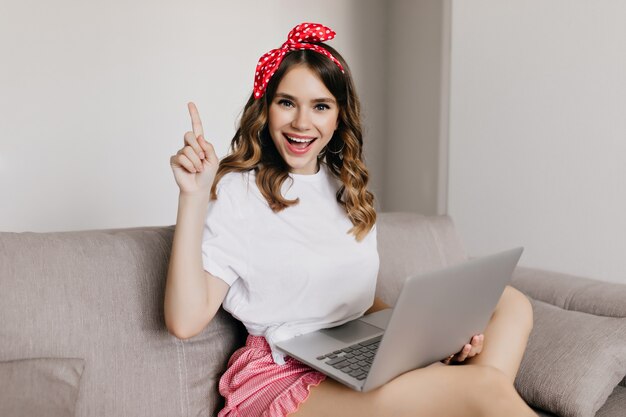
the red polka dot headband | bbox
[253,22,345,99]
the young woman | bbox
[165,22,536,417]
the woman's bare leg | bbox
[463,285,534,382]
[292,363,536,417]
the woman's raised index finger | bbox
[187,102,204,138]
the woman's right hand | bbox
[170,102,219,195]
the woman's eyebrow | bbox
[275,92,336,104]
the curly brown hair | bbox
[210,43,376,242]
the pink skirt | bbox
[217,335,327,417]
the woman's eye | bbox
[278,99,294,108]
[315,104,330,111]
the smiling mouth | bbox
[284,134,317,150]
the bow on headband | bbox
[253,22,345,99]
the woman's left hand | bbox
[442,334,484,365]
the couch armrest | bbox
[511,266,626,318]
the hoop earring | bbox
[327,140,345,155]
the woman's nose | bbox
[291,109,312,131]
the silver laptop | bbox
[275,247,523,392]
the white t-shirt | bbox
[201,163,380,364]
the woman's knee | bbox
[500,286,534,332]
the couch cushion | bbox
[515,298,626,417]
[0,358,84,417]
[596,385,626,417]
[376,213,467,305]
[512,266,626,317]
[0,227,245,417]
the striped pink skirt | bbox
[217,335,327,417]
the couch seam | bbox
[563,282,597,312]
[175,339,186,417]
[181,339,190,417]
[426,220,447,266]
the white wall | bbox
[9,0,621,286]
[0,0,387,232]
[382,0,447,215]
[448,1,626,284]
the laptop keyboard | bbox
[315,336,382,380]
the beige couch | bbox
[1,212,625,417]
